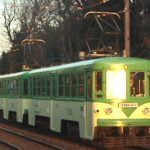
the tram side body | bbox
[0,57,150,140]
[0,72,30,123]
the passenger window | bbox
[0,81,4,95]
[87,75,92,98]
[23,79,28,95]
[95,72,102,98]
[130,72,145,97]
[65,75,70,96]
[47,77,51,96]
[33,78,36,96]
[7,80,19,96]
[58,75,64,96]
[37,78,41,96]
[71,74,77,97]
[78,72,85,97]
[41,78,46,96]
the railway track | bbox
[0,121,98,150]
[2,121,149,150]
[0,139,21,150]
[0,127,64,150]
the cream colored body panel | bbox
[2,98,141,140]
[0,98,31,122]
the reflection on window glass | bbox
[106,70,126,99]
[71,74,77,97]
[31,77,51,97]
[6,80,20,96]
[130,72,145,97]
[47,78,51,96]
[23,79,28,95]
[87,76,92,98]
[65,75,70,96]
[0,81,4,95]
[78,72,84,96]
[95,72,102,98]
[58,73,85,98]
[58,75,64,96]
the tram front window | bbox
[130,72,145,97]
[106,70,126,99]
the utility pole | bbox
[124,0,131,57]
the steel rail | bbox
[0,139,22,150]
[0,127,64,150]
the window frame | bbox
[94,71,103,98]
[130,71,145,97]
[31,76,52,98]
[57,71,86,99]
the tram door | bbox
[50,73,56,98]
[86,71,92,100]
[85,71,93,138]
[50,73,56,131]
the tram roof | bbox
[0,71,29,79]
[29,58,97,74]
[29,57,150,75]
[0,57,149,79]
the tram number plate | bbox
[119,103,138,108]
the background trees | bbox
[0,0,149,74]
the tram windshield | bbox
[130,72,145,97]
[106,70,126,99]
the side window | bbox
[23,79,28,96]
[58,73,85,98]
[0,81,2,95]
[65,75,70,96]
[71,74,77,97]
[37,78,41,96]
[33,78,37,96]
[32,77,50,97]
[95,72,102,98]
[58,75,71,97]
[15,80,19,95]
[29,78,32,96]
[0,81,5,95]
[0,81,1,95]
[6,79,20,96]
[51,75,55,97]
[7,80,11,95]
[130,72,145,97]
[78,72,85,97]
[87,73,92,99]
[41,78,46,96]
[58,75,64,96]
[47,77,51,96]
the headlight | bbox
[105,108,113,115]
[142,107,150,115]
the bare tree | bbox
[54,0,85,62]
[2,0,20,43]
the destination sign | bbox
[119,103,138,108]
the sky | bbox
[0,0,11,55]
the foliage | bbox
[131,0,150,58]
[0,0,149,74]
